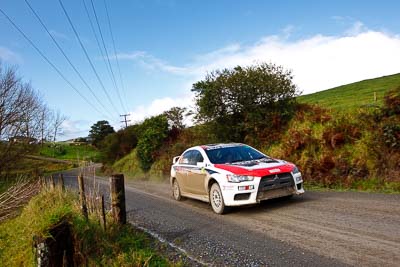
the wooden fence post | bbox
[40,176,46,188]
[59,174,65,191]
[78,175,88,220]
[100,195,106,230]
[50,175,55,189]
[110,174,126,224]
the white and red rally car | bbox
[170,143,304,214]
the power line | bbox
[89,0,127,113]
[58,0,120,116]
[23,0,115,121]
[82,0,126,113]
[103,0,129,112]
[0,7,108,119]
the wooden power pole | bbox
[120,114,131,128]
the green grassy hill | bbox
[38,143,100,162]
[298,73,400,111]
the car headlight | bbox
[292,166,300,174]
[226,174,254,183]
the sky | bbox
[1,0,400,140]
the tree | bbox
[50,110,67,142]
[100,125,139,163]
[163,106,186,130]
[192,62,300,143]
[38,105,51,145]
[89,120,115,147]
[0,63,54,175]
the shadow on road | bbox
[228,194,315,215]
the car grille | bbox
[258,172,294,192]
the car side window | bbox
[191,150,204,165]
[180,150,193,165]
[179,150,203,165]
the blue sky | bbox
[1,0,400,139]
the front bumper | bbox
[221,172,304,206]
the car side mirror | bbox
[173,156,180,164]
[196,161,206,168]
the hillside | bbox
[109,73,400,193]
[298,73,400,111]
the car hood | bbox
[214,160,294,177]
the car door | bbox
[185,150,207,196]
[175,150,193,194]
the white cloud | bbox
[127,94,195,126]
[116,51,189,74]
[121,22,400,95]
[60,120,90,141]
[187,29,400,94]
[0,46,22,63]
[121,22,400,123]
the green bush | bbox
[136,115,169,172]
[100,125,139,164]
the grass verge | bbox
[305,179,400,194]
[0,188,179,266]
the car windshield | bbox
[204,145,267,164]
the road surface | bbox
[60,168,400,267]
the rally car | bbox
[170,143,304,214]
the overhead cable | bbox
[24,0,115,120]
[0,7,109,119]
[58,0,120,116]
[89,0,126,113]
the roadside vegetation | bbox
[95,63,400,193]
[38,142,100,162]
[2,157,72,180]
[0,187,178,266]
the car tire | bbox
[210,183,227,214]
[172,179,182,201]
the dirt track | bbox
[62,169,400,266]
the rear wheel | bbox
[210,183,227,214]
[172,179,182,201]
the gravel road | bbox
[61,168,400,266]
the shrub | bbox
[136,115,169,171]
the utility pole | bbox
[120,114,130,128]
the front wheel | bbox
[172,179,182,201]
[210,183,228,214]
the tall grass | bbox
[0,187,177,266]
